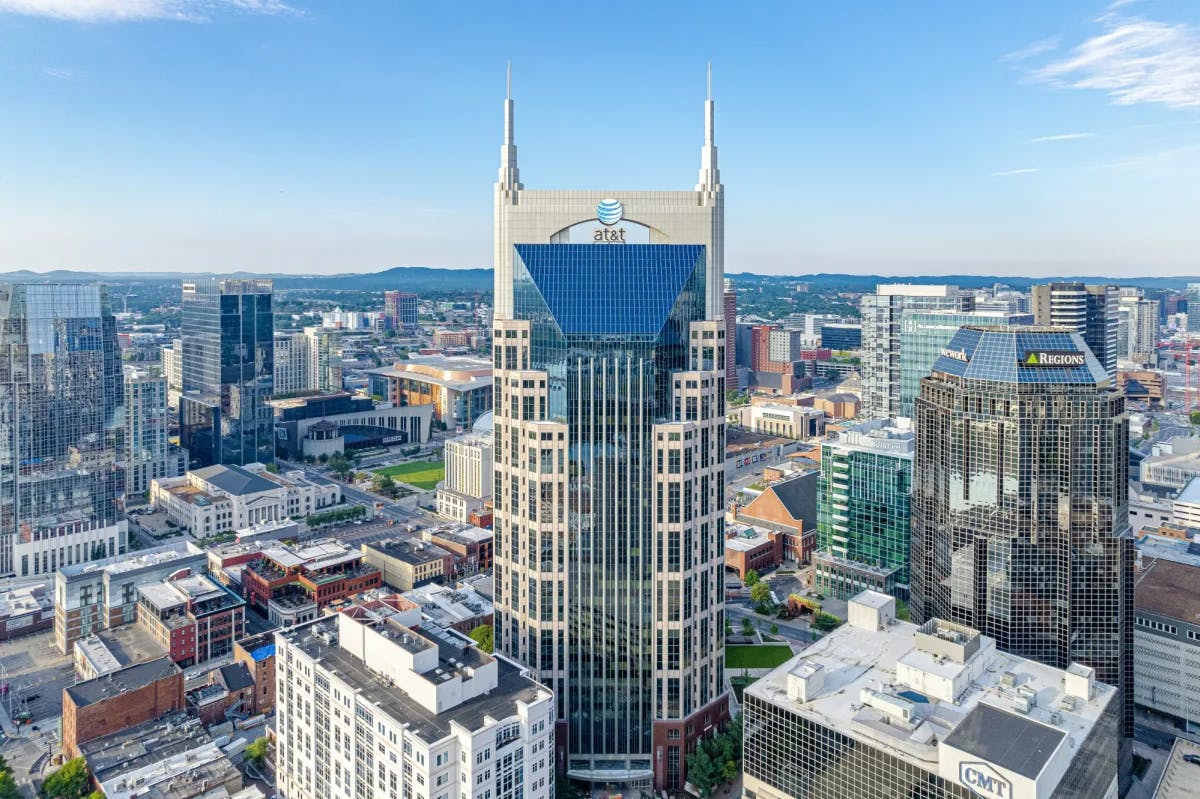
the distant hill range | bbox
[0,266,1194,292]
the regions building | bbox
[271,391,433,460]
[150,462,341,535]
[62,656,185,757]
[909,326,1133,782]
[489,73,729,790]
[367,354,494,428]
[362,538,454,591]
[0,283,128,578]
[273,609,554,799]
[744,591,1121,799]
[814,418,913,600]
[242,539,381,626]
[55,541,208,654]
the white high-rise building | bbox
[436,432,494,523]
[274,608,554,799]
[492,65,728,792]
[123,366,187,498]
[274,332,310,395]
[160,338,183,410]
[305,325,342,392]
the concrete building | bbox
[54,541,208,654]
[437,431,494,522]
[860,284,969,419]
[72,622,167,680]
[271,391,432,460]
[1032,282,1119,381]
[136,573,246,668]
[1154,737,1200,799]
[124,366,187,499]
[1173,476,1200,528]
[273,331,310,395]
[273,609,554,799]
[305,325,342,392]
[0,583,52,641]
[402,580,494,634]
[489,72,728,791]
[241,539,381,626]
[62,656,185,757]
[367,354,493,428]
[1120,296,1159,365]
[1133,553,1200,730]
[161,338,183,410]
[744,592,1121,799]
[151,462,340,535]
[735,403,827,440]
[0,283,128,578]
[814,418,913,600]
[1141,437,1200,493]
[362,538,454,591]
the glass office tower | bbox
[180,278,275,467]
[491,72,728,793]
[0,284,127,577]
[910,325,1133,786]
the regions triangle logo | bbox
[1026,353,1039,365]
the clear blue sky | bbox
[1,0,1197,277]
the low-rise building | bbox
[812,391,860,420]
[232,632,277,715]
[73,622,167,680]
[733,470,818,563]
[427,525,494,576]
[734,403,827,440]
[744,591,1121,799]
[137,573,246,668]
[62,656,185,757]
[402,581,495,633]
[270,391,433,460]
[151,462,340,535]
[241,539,381,627]
[1141,438,1200,494]
[0,583,52,641]
[55,541,208,654]
[1154,737,1200,799]
[724,525,784,579]
[274,608,554,799]
[186,661,257,725]
[1173,476,1200,529]
[1134,551,1200,729]
[362,537,454,591]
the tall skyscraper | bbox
[1031,282,1119,380]
[160,338,182,411]
[273,331,310,395]
[0,284,127,578]
[909,326,1133,783]
[860,284,970,419]
[1117,295,1158,365]
[813,418,913,600]
[723,279,737,390]
[305,325,342,392]
[491,68,727,792]
[123,366,187,499]
[384,289,419,332]
[897,308,1033,419]
[179,278,275,468]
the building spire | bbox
[499,60,521,191]
[697,60,720,192]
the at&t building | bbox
[491,69,729,793]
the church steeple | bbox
[696,61,720,192]
[498,61,522,192]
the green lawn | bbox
[725,644,794,669]
[373,460,445,490]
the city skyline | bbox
[1,0,1198,277]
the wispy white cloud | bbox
[991,168,1039,177]
[1030,7,1200,110]
[1002,37,1060,63]
[0,0,294,23]
[1030,132,1096,142]
[42,66,80,79]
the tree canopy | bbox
[469,624,494,654]
[39,757,92,799]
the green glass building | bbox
[898,309,1032,419]
[814,419,914,599]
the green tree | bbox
[40,757,91,799]
[469,624,494,653]
[372,473,398,498]
[329,453,354,480]
[246,737,269,769]
[750,581,772,608]
[743,569,760,587]
[685,745,719,797]
[265,463,279,474]
[769,623,779,636]
[1191,410,1200,426]
[555,775,582,799]
[0,772,22,799]
[813,612,842,632]
[740,617,754,636]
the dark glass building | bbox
[0,284,126,577]
[383,290,419,332]
[179,278,275,468]
[910,325,1133,785]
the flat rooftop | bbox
[67,657,181,708]
[746,614,1115,782]
[724,526,776,552]
[366,538,451,566]
[279,617,544,742]
[1154,736,1200,799]
[1136,557,1200,622]
[75,624,167,673]
[59,541,202,579]
[1178,475,1200,506]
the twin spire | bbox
[498,61,720,193]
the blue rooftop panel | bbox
[931,326,1108,385]
[513,244,705,336]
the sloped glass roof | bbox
[932,326,1108,385]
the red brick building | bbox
[724,527,785,579]
[734,471,818,563]
[137,573,245,668]
[242,540,381,616]
[62,657,184,757]
[232,632,278,715]
[429,526,494,576]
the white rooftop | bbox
[1176,475,1200,506]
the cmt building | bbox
[179,278,275,468]
[1032,282,1119,381]
[814,418,913,600]
[274,609,554,799]
[909,326,1133,784]
[0,283,127,578]
[489,72,728,791]
[744,591,1122,799]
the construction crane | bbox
[1160,337,1200,413]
